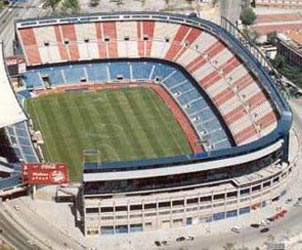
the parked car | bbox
[185,236,194,241]
[176,236,186,242]
[154,241,161,247]
[231,226,240,233]
[260,227,270,233]
[250,223,260,228]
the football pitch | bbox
[26,88,192,181]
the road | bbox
[1,198,87,250]
[219,0,242,24]
[0,0,48,56]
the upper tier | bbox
[15,12,292,152]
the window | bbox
[86,207,99,213]
[172,200,184,206]
[124,36,130,41]
[143,36,149,41]
[115,206,127,212]
[130,204,142,211]
[84,38,89,43]
[144,203,156,210]
[101,207,113,213]
[165,37,170,42]
[64,39,69,45]
[44,41,49,46]
[104,37,110,42]
[187,198,198,204]
[159,201,170,208]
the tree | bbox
[240,7,257,25]
[90,0,100,7]
[267,31,277,45]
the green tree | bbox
[267,31,277,45]
[61,0,80,13]
[240,7,257,25]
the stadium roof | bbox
[0,43,27,128]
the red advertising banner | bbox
[22,163,68,185]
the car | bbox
[161,240,168,245]
[285,198,292,204]
[185,236,194,241]
[176,236,186,242]
[267,217,275,222]
[260,227,270,233]
[231,226,240,233]
[154,241,161,247]
[250,223,260,228]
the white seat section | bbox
[238,82,261,101]
[252,101,272,119]
[207,78,230,97]
[223,65,248,84]
[117,41,128,58]
[0,42,27,128]
[75,23,98,42]
[34,26,60,63]
[38,46,51,64]
[260,122,277,137]
[189,32,217,54]
[87,42,99,59]
[219,95,242,114]
[128,41,139,58]
[116,21,138,40]
[241,133,259,145]
[47,45,62,63]
[176,48,200,68]
[33,26,57,46]
[77,43,90,60]
[151,41,166,59]
[229,114,253,134]
[176,48,200,66]
[151,23,180,57]
[192,61,214,80]
[210,48,233,68]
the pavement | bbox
[219,0,242,24]
[0,0,49,56]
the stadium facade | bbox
[7,12,293,235]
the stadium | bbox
[0,12,293,236]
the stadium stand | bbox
[17,19,278,146]
[13,13,293,234]
[22,61,231,150]
[0,43,27,127]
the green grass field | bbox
[26,88,192,181]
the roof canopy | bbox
[0,43,27,128]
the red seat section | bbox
[103,22,118,58]
[61,24,80,61]
[165,25,191,60]
[95,23,107,59]
[142,21,155,57]
[54,26,68,61]
[19,29,37,46]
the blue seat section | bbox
[39,67,65,85]
[0,173,21,190]
[109,62,131,80]
[5,122,39,163]
[63,65,86,83]
[86,64,108,83]
[22,70,44,88]
[151,63,175,80]
[161,71,187,88]
[132,62,154,79]
[21,60,233,151]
